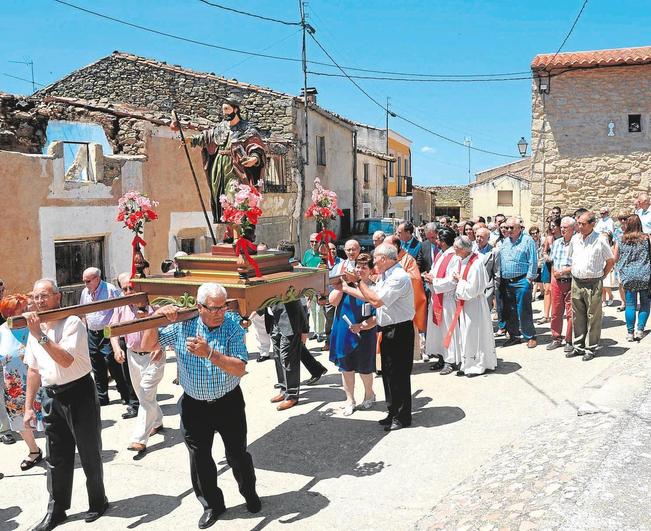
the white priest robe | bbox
[454,253,497,375]
[426,247,462,364]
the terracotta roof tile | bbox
[531,45,651,70]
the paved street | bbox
[2,299,651,531]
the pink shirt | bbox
[109,304,152,352]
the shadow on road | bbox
[493,359,522,375]
[598,338,628,357]
[0,506,21,530]
[102,488,194,528]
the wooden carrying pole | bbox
[6,292,149,329]
[103,308,198,338]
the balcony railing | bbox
[396,176,413,196]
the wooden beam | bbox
[103,308,199,338]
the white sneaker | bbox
[342,402,355,416]
[626,332,635,342]
[635,329,645,340]
[359,395,376,409]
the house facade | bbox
[355,123,392,219]
[387,130,413,220]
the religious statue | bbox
[171,96,268,242]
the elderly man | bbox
[302,233,326,341]
[141,282,260,528]
[420,222,440,273]
[109,273,165,454]
[475,227,496,307]
[372,230,386,250]
[438,216,451,228]
[595,207,615,234]
[334,239,361,276]
[451,236,497,376]
[396,221,423,267]
[498,217,538,348]
[635,193,651,234]
[567,212,615,361]
[24,279,107,530]
[547,217,575,352]
[80,267,132,408]
[349,243,414,431]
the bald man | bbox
[635,193,651,234]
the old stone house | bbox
[412,185,435,223]
[354,123,393,219]
[530,45,651,224]
[469,158,532,226]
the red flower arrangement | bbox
[304,178,343,266]
[116,191,159,278]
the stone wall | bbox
[0,93,47,153]
[530,65,651,223]
[428,185,472,219]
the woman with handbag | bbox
[614,214,651,341]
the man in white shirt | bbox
[594,207,615,234]
[635,193,651,234]
[350,243,415,431]
[24,279,107,530]
[568,212,615,361]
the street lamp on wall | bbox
[517,137,528,157]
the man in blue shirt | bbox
[141,282,260,529]
[498,217,538,348]
[397,221,424,270]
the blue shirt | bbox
[478,243,493,255]
[402,237,422,260]
[550,237,572,277]
[498,232,538,280]
[80,280,122,331]
[158,312,247,401]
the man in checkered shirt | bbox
[141,282,260,529]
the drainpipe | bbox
[352,130,357,225]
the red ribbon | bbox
[131,235,147,278]
[316,229,337,266]
[235,238,262,277]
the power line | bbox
[220,29,301,75]
[197,0,300,26]
[308,33,518,159]
[2,72,46,87]
[308,70,533,83]
[542,0,589,70]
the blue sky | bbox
[1,0,646,184]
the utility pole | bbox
[385,97,396,217]
[464,136,472,183]
[9,58,35,93]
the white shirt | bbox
[24,316,92,386]
[595,216,615,234]
[636,208,651,234]
[569,231,614,280]
[374,263,415,326]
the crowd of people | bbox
[2,192,651,529]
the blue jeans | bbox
[625,289,650,333]
[500,277,536,340]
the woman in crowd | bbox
[601,231,618,306]
[614,215,650,341]
[614,212,629,312]
[0,294,43,470]
[330,253,377,416]
[538,220,561,324]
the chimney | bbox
[300,87,318,105]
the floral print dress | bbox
[0,324,43,431]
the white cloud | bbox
[420,145,435,154]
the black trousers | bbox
[179,386,257,511]
[380,320,415,425]
[301,344,325,377]
[41,373,106,514]
[88,329,130,405]
[272,332,301,400]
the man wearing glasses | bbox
[498,217,538,348]
[141,282,260,529]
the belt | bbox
[572,276,601,283]
[45,373,90,396]
[130,350,150,355]
[557,277,572,282]
[503,274,527,283]
[378,320,412,332]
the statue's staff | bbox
[170,110,217,245]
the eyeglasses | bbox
[33,294,54,302]
[504,226,514,230]
[83,278,98,284]
[199,302,228,313]
[310,240,317,244]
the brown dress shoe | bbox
[127,442,146,452]
[276,399,298,411]
[527,339,537,348]
[149,425,164,437]
[270,393,285,403]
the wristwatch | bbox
[38,334,50,346]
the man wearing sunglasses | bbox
[142,282,260,529]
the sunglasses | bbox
[504,226,514,230]
[199,302,228,313]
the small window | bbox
[362,202,371,218]
[497,190,513,206]
[180,238,196,254]
[316,136,326,166]
[389,160,394,178]
[363,163,370,184]
[629,114,642,133]
[397,157,402,177]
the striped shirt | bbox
[158,312,247,401]
[569,231,614,279]
[550,237,572,277]
[636,208,651,234]
[498,232,538,280]
[80,281,122,331]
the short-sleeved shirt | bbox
[110,303,153,351]
[24,316,92,386]
[158,312,247,401]
[636,208,651,234]
[569,231,614,279]
[80,281,122,331]
[301,248,322,268]
[498,232,538,280]
[551,237,573,277]
[374,263,415,327]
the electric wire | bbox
[197,0,300,26]
[541,0,589,70]
[1,72,46,87]
[308,70,533,83]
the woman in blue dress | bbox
[329,254,377,416]
[0,294,44,470]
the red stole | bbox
[431,251,454,325]
[443,253,479,348]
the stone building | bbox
[469,158,532,226]
[530,45,651,223]
[354,123,393,218]
[427,185,471,221]
[412,185,435,223]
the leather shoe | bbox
[527,339,537,349]
[245,493,262,513]
[305,368,327,385]
[565,349,579,358]
[270,393,285,403]
[582,351,595,361]
[256,355,271,363]
[33,511,67,531]
[84,499,108,523]
[276,399,298,411]
[384,419,405,432]
[121,406,138,419]
[378,414,393,426]
[502,337,522,347]
[440,363,454,375]
[198,507,226,529]
[149,424,164,437]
